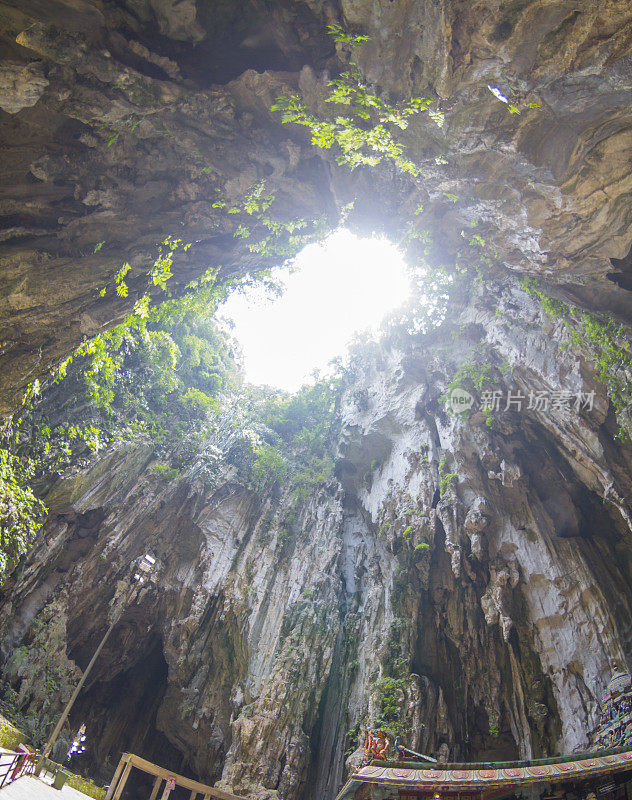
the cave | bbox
[2,2,632,800]
[608,245,632,293]
[69,636,195,793]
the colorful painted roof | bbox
[334,747,632,800]
[604,673,632,700]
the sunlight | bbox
[219,229,411,392]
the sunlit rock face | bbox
[3,280,632,799]
[2,1,632,800]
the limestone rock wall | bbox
[2,280,632,799]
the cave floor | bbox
[0,775,92,799]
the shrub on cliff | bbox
[0,449,47,586]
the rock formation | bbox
[2,2,632,800]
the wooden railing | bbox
[104,753,243,800]
[0,748,37,790]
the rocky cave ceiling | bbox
[1,0,632,414]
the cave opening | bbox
[219,229,413,392]
[607,243,632,292]
[68,635,198,795]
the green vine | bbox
[438,454,457,498]
[441,346,497,426]
[521,277,632,437]
[271,24,442,176]
[0,449,47,585]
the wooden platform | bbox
[104,752,243,800]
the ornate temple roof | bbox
[335,747,632,800]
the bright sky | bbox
[219,229,411,392]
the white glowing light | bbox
[487,84,509,103]
[220,229,411,392]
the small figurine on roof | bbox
[362,729,390,763]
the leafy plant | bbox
[272,90,431,175]
[271,24,441,177]
[67,773,106,799]
[0,449,47,585]
[327,23,370,46]
[521,277,632,437]
[438,454,457,498]
[372,673,410,741]
[0,714,27,749]
[151,463,180,481]
[251,443,288,491]
[441,343,498,424]
[345,719,363,756]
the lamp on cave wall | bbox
[133,553,157,583]
[35,554,161,772]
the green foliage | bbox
[489,722,500,737]
[272,88,432,175]
[251,443,289,491]
[345,718,363,756]
[451,357,492,393]
[521,277,567,317]
[327,23,370,45]
[271,25,441,177]
[182,387,221,415]
[0,653,63,748]
[0,449,47,585]
[6,312,239,546]
[522,277,632,436]
[55,308,236,447]
[64,243,224,410]
[151,463,180,481]
[441,346,496,423]
[67,774,106,800]
[21,380,41,408]
[370,623,411,741]
[0,713,27,749]
[438,454,457,498]
[508,101,540,115]
[219,381,340,552]
[211,179,331,261]
[256,381,338,501]
[372,673,410,741]
[414,542,430,552]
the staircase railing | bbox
[0,748,37,790]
